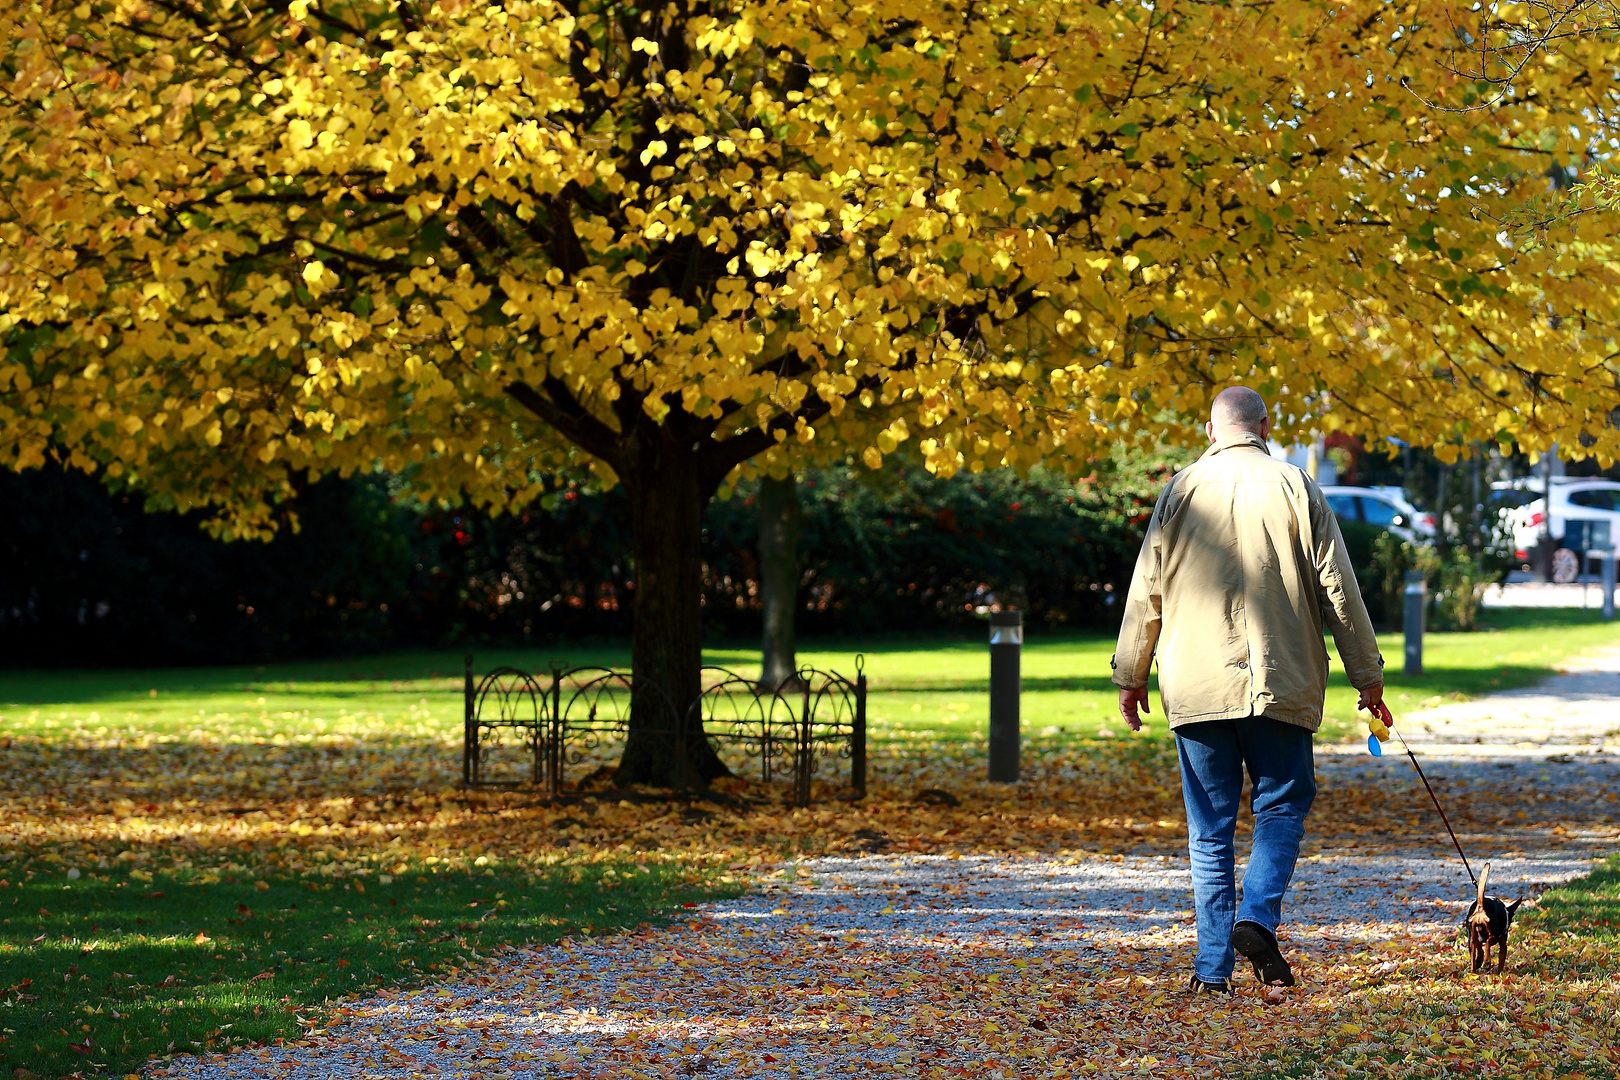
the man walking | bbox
[1111,387,1386,994]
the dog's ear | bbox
[1506,898,1523,919]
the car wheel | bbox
[1552,548,1580,584]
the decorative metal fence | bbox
[461,656,866,806]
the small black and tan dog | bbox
[1464,863,1522,974]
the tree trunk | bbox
[613,433,731,787]
[1469,449,1482,550]
[757,474,800,691]
[1435,465,1450,553]
[504,377,811,788]
[1537,452,1555,581]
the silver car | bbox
[1500,478,1620,560]
[1320,485,1437,544]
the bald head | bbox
[1211,386,1268,429]
[1206,386,1271,443]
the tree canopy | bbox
[6,0,1620,517]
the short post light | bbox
[1403,571,1426,677]
[988,611,1023,783]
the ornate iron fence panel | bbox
[462,660,549,788]
[687,668,800,788]
[461,654,865,805]
[792,658,868,805]
[550,666,683,798]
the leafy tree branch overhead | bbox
[1413,0,1620,236]
[4,0,1620,778]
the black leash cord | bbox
[1391,724,1477,884]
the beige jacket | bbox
[1111,432,1384,732]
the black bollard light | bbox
[988,611,1022,783]
[1403,571,1426,677]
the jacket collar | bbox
[1198,430,1272,461]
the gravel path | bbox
[1378,644,1620,748]
[164,652,1620,1080]
[168,849,1600,1080]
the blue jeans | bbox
[1175,715,1316,983]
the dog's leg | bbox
[1497,936,1507,975]
[1469,928,1483,973]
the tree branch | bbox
[505,378,624,468]
[701,385,845,483]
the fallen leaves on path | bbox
[149,856,1620,1080]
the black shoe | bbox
[1185,974,1231,995]
[1232,921,1296,986]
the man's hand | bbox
[1118,686,1150,732]
[1356,681,1385,713]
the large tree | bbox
[5,0,1620,782]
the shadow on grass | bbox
[0,863,741,1080]
[1518,855,1620,981]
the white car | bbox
[1320,486,1437,544]
[1500,478,1620,559]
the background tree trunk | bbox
[613,430,731,787]
[757,474,800,691]
[1469,450,1481,545]
[1537,453,1555,581]
[1435,464,1450,553]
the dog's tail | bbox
[1476,862,1491,910]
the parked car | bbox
[1320,485,1437,544]
[1497,478,1620,560]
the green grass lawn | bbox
[1522,854,1620,956]
[3,608,1617,746]
[0,861,741,1080]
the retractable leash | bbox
[1365,700,1478,885]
